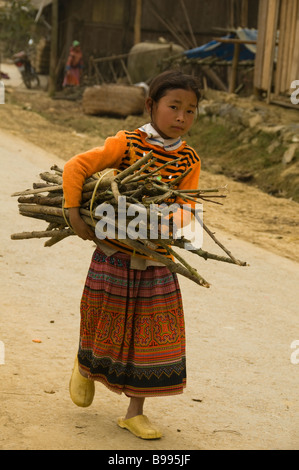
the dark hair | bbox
[148,70,201,104]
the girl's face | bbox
[146,88,198,140]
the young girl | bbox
[63,70,201,440]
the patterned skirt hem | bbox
[78,362,186,397]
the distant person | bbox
[63,40,83,87]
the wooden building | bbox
[254,0,299,107]
[55,0,259,58]
[36,0,257,90]
[27,1,299,106]
[27,0,261,91]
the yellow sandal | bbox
[69,356,95,407]
[117,415,162,439]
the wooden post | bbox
[229,0,235,28]
[49,0,58,96]
[214,38,256,93]
[264,0,280,103]
[120,59,133,85]
[229,41,240,93]
[134,0,142,45]
[179,0,197,48]
[254,0,268,91]
[241,0,248,27]
[290,1,299,90]
[201,65,228,92]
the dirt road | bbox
[0,128,298,450]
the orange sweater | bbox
[63,128,201,257]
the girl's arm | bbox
[173,159,201,228]
[160,159,201,237]
[63,131,127,241]
[176,159,201,199]
[63,131,127,208]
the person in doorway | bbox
[63,70,201,439]
[62,40,83,87]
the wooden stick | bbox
[33,182,54,189]
[179,0,197,48]
[128,157,183,183]
[111,180,121,202]
[173,238,247,266]
[147,1,189,49]
[170,167,192,186]
[50,165,63,174]
[158,239,210,287]
[18,211,64,225]
[12,185,63,197]
[202,222,242,265]
[143,190,174,205]
[39,171,63,185]
[11,228,73,240]
[82,172,115,193]
[115,151,153,182]
[44,231,73,247]
[18,203,65,218]
[17,195,63,206]
[121,158,157,184]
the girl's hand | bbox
[69,207,95,241]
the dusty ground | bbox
[0,69,299,450]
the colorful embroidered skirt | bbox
[77,248,186,397]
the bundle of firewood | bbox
[11,150,246,287]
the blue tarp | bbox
[184,28,257,61]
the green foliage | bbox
[0,0,36,57]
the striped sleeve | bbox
[176,145,201,207]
